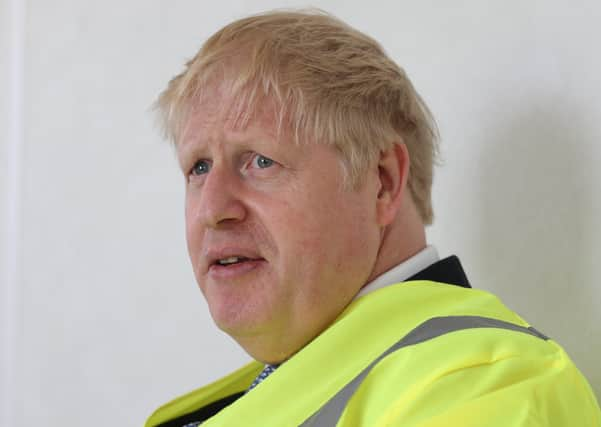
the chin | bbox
[211,305,267,338]
[208,281,282,328]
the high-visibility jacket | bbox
[145,280,601,426]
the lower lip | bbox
[208,259,266,280]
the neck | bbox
[366,196,426,284]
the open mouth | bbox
[215,256,253,266]
[208,255,265,279]
[206,250,267,279]
[209,256,265,273]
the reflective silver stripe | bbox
[299,316,549,427]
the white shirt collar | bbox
[354,245,439,299]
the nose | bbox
[189,166,247,229]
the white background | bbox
[1,1,600,425]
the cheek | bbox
[278,194,375,274]
[260,201,329,289]
[320,193,380,272]
[184,197,203,265]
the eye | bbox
[252,154,274,169]
[190,159,211,176]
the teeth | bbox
[217,256,244,265]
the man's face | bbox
[178,94,382,362]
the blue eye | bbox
[191,160,211,175]
[254,155,274,169]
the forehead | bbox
[179,83,283,147]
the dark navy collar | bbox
[406,255,471,288]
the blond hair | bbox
[156,9,438,224]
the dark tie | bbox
[180,365,279,426]
[246,364,278,392]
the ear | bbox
[376,142,410,227]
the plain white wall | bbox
[1,1,600,425]
[1,0,24,426]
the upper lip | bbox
[204,248,264,272]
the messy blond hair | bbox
[156,9,438,224]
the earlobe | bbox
[376,143,410,227]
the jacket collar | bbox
[407,255,471,288]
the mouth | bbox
[215,256,254,266]
[207,254,267,279]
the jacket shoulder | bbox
[341,325,601,426]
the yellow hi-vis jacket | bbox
[145,281,601,426]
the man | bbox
[146,10,600,427]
